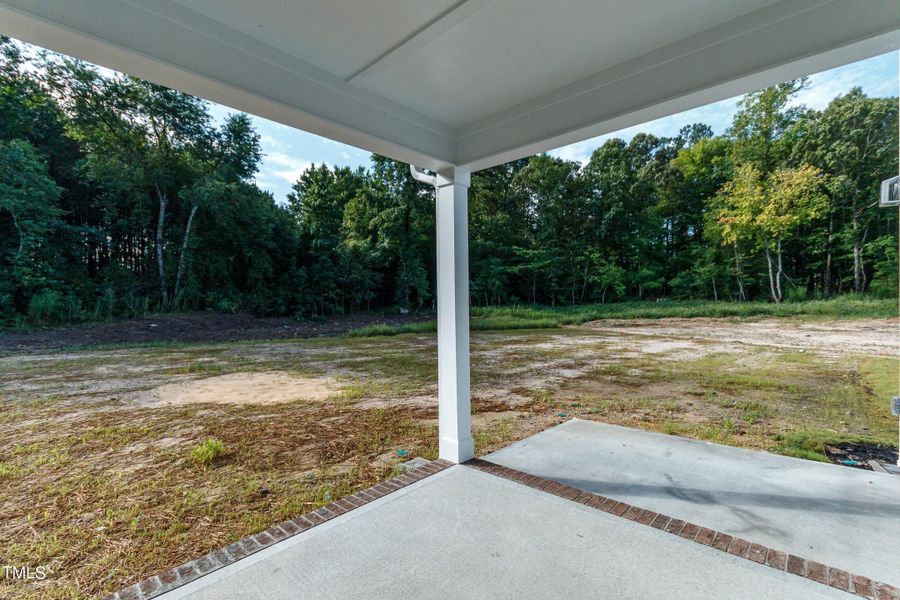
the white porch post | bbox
[435,166,474,463]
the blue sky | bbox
[209,51,899,204]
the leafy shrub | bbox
[203,292,240,314]
[91,288,115,321]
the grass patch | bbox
[553,347,898,458]
[347,297,893,338]
[191,438,227,467]
[0,461,21,479]
[660,419,738,444]
[475,296,895,323]
[473,418,519,452]
[346,321,436,337]
[768,429,892,463]
[329,384,369,402]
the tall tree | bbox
[0,139,64,316]
[730,79,807,178]
[715,163,827,302]
[792,88,899,293]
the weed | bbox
[191,438,227,467]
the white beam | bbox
[457,0,900,170]
[435,166,474,464]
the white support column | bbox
[435,166,474,463]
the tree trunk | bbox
[570,259,577,305]
[580,258,589,303]
[711,275,718,302]
[852,195,863,294]
[10,209,23,262]
[174,203,199,307]
[764,245,779,303]
[860,225,869,292]
[823,202,834,298]
[732,244,747,301]
[155,184,168,309]
[775,238,784,303]
[824,225,833,298]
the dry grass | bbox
[550,350,898,456]
[0,319,896,599]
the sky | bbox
[196,51,898,203]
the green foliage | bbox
[866,235,899,298]
[0,36,896,328]
[0,138,64,323]
[27,291,83,326]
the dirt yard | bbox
[1,316,897,599]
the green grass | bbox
[475,296,895,323]
[768,429,890,463]
[191,438,227,467]
[346,297,895,337]
[346,321,436,337]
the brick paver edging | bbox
[103,459,453,600]
[465,458,898,600]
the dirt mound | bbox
[142,372,333,407]
[0,311,432,353]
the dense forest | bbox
[1,37,897,327]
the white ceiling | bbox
[350,0,780,126]
[1,0,898,171]
[169,0,463,80]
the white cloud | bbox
[794,54,899,110]
[263,152,312,185]
[259,134,287,152]
[551,139,600,164]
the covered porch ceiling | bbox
[2,0,899,172]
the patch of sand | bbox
[143,372,333,407]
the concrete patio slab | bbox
[159,464,853,599]
[486,419,900,588]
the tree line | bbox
[1,37,897,326]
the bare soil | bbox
[585,317,899,357]
[143,372,334,407]
[0,311,432,353]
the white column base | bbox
[439,436,475,465]
[435,166,474,464]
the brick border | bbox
[103,459,453,600]
[466,459,898,600]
